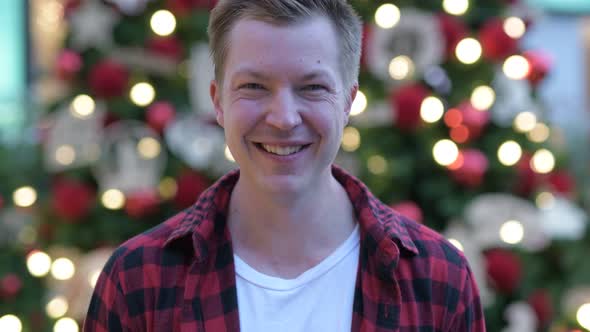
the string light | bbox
[158,177,178,200]
[342,127,361,152]
[130,82,156,107]
[470,85,496,111]
[351,90,367,116]
[51,258,76,281]
[527,123,550,143]
[150,10,176,36]
[536,192,555,210]
[137,137,161,159]
[54,317,79,332]
[503,55,530,80]
[576,303,590,330]
[514,111,537,133]
[531,149,555,174]
[374,4,400,29]
[497,141,522,166]
[101,189,126,210]
[225,145,235,162]
[55,145,76,166]
[389,55,415,80]
[27,251,52,277]
[46,296,69,319]
[420,96,445,123]
[367,155,387,175]
[442,0,469,16]
[70,94,95,118]
[432,139,459,166]
[499,220,524,244]
[0,315,22,332]
[455,38,482,64]
[504,17,526,39]
[13,186,38,208]
[450,125,470,143]
[448,238,464,251]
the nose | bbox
[265,89,302,131]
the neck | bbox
[227,171,356,277]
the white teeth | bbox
[261,144,304,156]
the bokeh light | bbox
[497,141,522,166]
[504,17,526,39]
[389,55,415,80]
[101,189,126,210]
[503,55,530,80]
[70,94,95,118]
[433,139,459,166]
[500,220,524,244]
[531,149,555,174]
[442,0,469,16]
[470,85,495,111]
[51,258,76,281]
[420,96,445,123]
[13,186,38,207]
[27,251,52,277]
[375,4,400,29]
[351,90,367,116]
[342,127,361,152]
[150,10,176,36]
[455,38,482,65]
[130,82,156,107]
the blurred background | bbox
[0,0,589,331]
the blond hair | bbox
[208,0,362,90]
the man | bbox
[85,1,486,331]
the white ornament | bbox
[350,101,393,128]
[94,121,166,194]
[47,247,114,321]
[188,43,216,115]
[501,302,538,332]
[44,104,105,172]
[164,113,235,177]
[68,0,120,50]
[366,8,444,83]
[444,222,494,307]
[539,196,588,240]
[464,193,549,251]
[0,208,34,246]
[491,68,541,127]
[111,47,178,76]
[106,0,154,15]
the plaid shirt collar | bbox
[163,165,419,278]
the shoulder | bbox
[100,210,193,282]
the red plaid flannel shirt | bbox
[84,166,485,331]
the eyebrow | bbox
[231,68,335,82]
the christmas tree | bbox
[0,0,589,331]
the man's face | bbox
[210,16,357,195]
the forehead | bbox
[223,16,341,83]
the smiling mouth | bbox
[254,143,311,156]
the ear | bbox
[210,80,224,128]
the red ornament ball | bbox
[479,18,519,61]
[484,248,523,294]
[437,14,468,59]
[51,179,95,221]
[524,50,552,86]
[0,274,23,299]
[125,190,161,219]
[147,36,184,60]
[450,149,489,188]
[391,201,423,224]
[63,0,81,18]
[174,170,210,209]
[0,195,4,210]
[527,289,554,327]
[56,50,82,81]
[88,60,129,98]
[548,170,575,197]
[146,101,177,134]
[166,0,217,15]
[515,153,543,195]
[390,84,430,131]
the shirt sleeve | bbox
[83,253,131,332]
[446,266,487,332]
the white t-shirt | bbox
[234,224,360,332]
